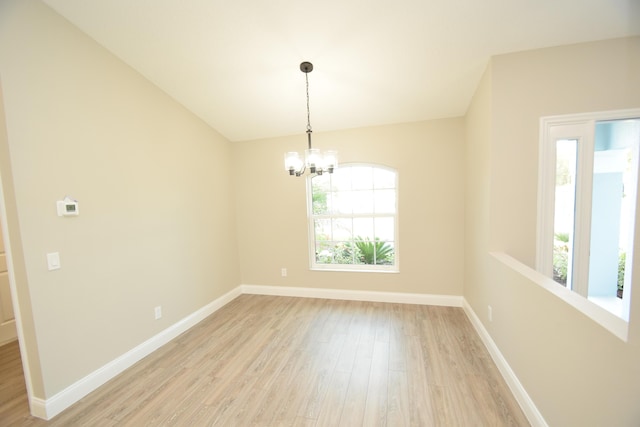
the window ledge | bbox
[310,267,399,274]
[490,251,629,342]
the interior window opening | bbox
[539,111,640,324]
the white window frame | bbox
[306,163,399,273]
[537,120,595,296]
[537,109,640,340]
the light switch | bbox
[47,252,61,271]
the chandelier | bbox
[284,62,338,176]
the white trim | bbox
[537,118,594,284]
[541,108,640,124]
[463,298,548,427]
[309,264,399,273]
[309,267,400,274]
[39,286,242,420]
[29,397,47,419]
[240,284,463,307]
[492,251,629,341]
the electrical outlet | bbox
[154,306,162,320]
[488,305,493,322]
[281,268,287,277]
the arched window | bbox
[307,164,398,272]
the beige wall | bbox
[465,37,640,426]
[463,63,492,314]
[233,119,465,296]
[0,0,240,398]
[490,37,640,267]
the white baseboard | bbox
[241,284,464,307]
[462,299,548,427]
[29,397,47,419]
[39,286,242,420]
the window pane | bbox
[374,189,396,213]
[332,167,351,191]
[332,191,353,214]
[375,217,394,241]
[332,218,353,241]
[353,217,374,239]
[374,168,395,189]
[333,242,356,264]
[353,238,394,265]
[376,241,394,265]
[352,166,373,190]
[312,177,330,215]
[554,139,578,288]
[314,219,332,240]
[315,241,355,264]
[315,240,333,264]
[352,190,374,214]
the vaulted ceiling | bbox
[42,0,639,141]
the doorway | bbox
[0,219,17,344]
[0,79,33,420]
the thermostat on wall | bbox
[57,198,79,216]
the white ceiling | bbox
[42,0,639,142]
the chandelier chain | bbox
[306,72,312,133]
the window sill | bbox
[491,251,629,342]
[310,267,399,273]
[588,296,624,319]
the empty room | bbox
[0,0,639,426]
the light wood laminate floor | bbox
[0,339,30,426]
[1,295,529,426]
